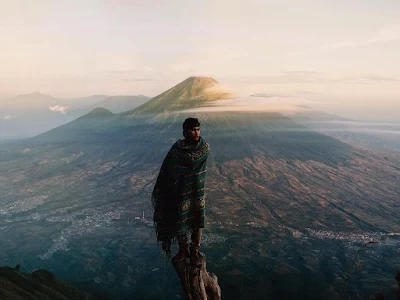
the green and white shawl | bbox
[152,137,209,255]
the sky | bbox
[0,0,399,121]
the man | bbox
[151,118,209,264]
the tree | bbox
[172,252,222,300]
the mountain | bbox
[122,76,233,115]
[0,92,74,140]
[1,79,399,299]
[0,93,110,114]
[0,93,107,140]
[30,107,120,144]
[0,266,97,299]
[1,92,60,112]
[79,107,115,119]
[15,92,55,101]
[0,93,148,140]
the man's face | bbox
[185,126,200,142]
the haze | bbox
[1,0,399,121]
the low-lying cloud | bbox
[233,72,399,85]
[49,105,68,115]
[181,96,308,113]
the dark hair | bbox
[183,118,200,130]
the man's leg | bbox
[174,234,189,261]
[190,227,202,265]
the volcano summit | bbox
[122,76,233,115]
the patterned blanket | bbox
[151,137,209,254]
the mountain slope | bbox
[122,76,233,115]
[1,111,399,299]
[0,266,95,299]
[30,107,119,144]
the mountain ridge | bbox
[16,92,55,100]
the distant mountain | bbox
[1,92,60,112]
[79,107,115,119]
[0,93,148,140]
[16,92,55,101]
[0,92,74,140]
[0,93,110,114]
[123,76,233,115]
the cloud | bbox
[250,93,289,98]
[1,114,14,120]
[180,96,309,113]
[203,83,236,97]
[233,72,399,85]
[49,105,68,114]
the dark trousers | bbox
[177,227,202,250]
